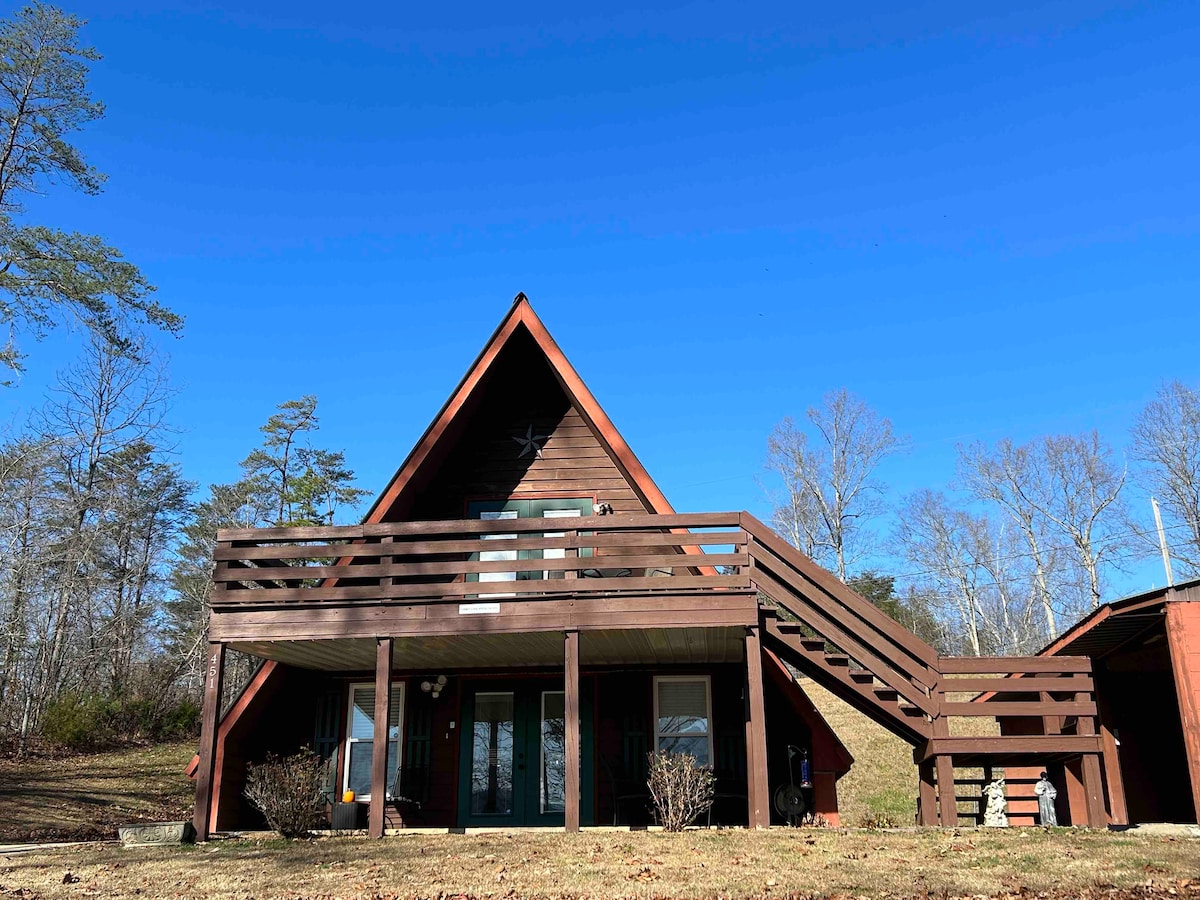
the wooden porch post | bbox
[917,761,937,825]
[744,626,770,828]
[564,630,581,833]
[193,641,225,840]
[369,637,394,838]
[1076,689,1107,827]
[932,718,957,826]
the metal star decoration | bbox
[512,424,548,459]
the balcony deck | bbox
[209,513,759,656]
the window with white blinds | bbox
[344,683,404,800]
[653,676,712,765]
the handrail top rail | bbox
[216,511,746,544]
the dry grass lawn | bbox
[0,741,195,843]
[3,828,1199,900]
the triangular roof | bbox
[362,292,676,522]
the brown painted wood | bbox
[918,761,937,825]
[939,656,1092,674]
[744,626,770,828]
[210,574,749,607]
[752,567,937,714]
[936,675,1093,693]
[1100,722,1128,826]
[209,594,759,642]
[369,637,393,838]
[193,642,225,840]
[940,701,1096,717]
[743,512,940,669]
[917,735,1105,760]
[1073,689,1108,826]
[218,512,741,543]
[564,630,580,833]
[1165,599,1200,823]
[217,531,748,561]
[213,552,748,583]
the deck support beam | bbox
[932,717,957,826]
[369,637,393,838]
[564,630,581,833]
[193,641,226,841]
[744,625,770,828]
[917,760,937,825]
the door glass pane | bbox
[471,692,515,815]
[347,740,400,797]
[541,692,566,813]
[541,508,581,580]
[480,510,519,596]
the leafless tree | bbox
[1131,380,1200,575]
[896,489,1048,656]
[765,389,900,580]
[959,440,1064,639]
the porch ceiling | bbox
[228,626,746,671]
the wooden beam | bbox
[369,637,393,838]
[917,761,937,826]
[1074,689,1107,827]
[939,656,1092,674]
[917,735,1105,760]
[744,626,770,828]
[564,630,581,833]
[1165,599,1200,823]
[933,719,957,826]
[193,642,225,841]
[1100,722,1128,825]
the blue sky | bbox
[2,0,1198,596]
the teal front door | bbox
[457,682,593,827]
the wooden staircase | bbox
[762,612,930,744]
[738,512,1111,826]
[741,512,940,746]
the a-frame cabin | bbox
[192,295,1120,837]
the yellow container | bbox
[342,790,355,803]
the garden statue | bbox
[982,778,1009,827]
[1034,771,1058,826]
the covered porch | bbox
[191,511,783,837]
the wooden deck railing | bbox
[212,513,751,608]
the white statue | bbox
[1034,771,1058,826]
[982,778,1008,827]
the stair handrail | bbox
[741,512,941,690]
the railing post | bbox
[369,637,394,838]
[193,641,225,840]
[564,630,581,832]
[932,715,957,826]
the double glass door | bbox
[467,499,594,592]
[457,682,593,827]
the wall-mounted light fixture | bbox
[420,674,449,699]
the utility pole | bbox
[1151,497,1174,587]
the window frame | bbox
[343,681,405,801]
[652,675,713,766]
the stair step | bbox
[824,653,850,666]
[873,686,899,700]
[849,669,873,684]
[799,637,826,652]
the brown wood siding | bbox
[396,330,650,521]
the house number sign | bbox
[459,602,501,615]
[207,649,221,690]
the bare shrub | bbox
[244,748,326,838]
[646,751,715,831]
